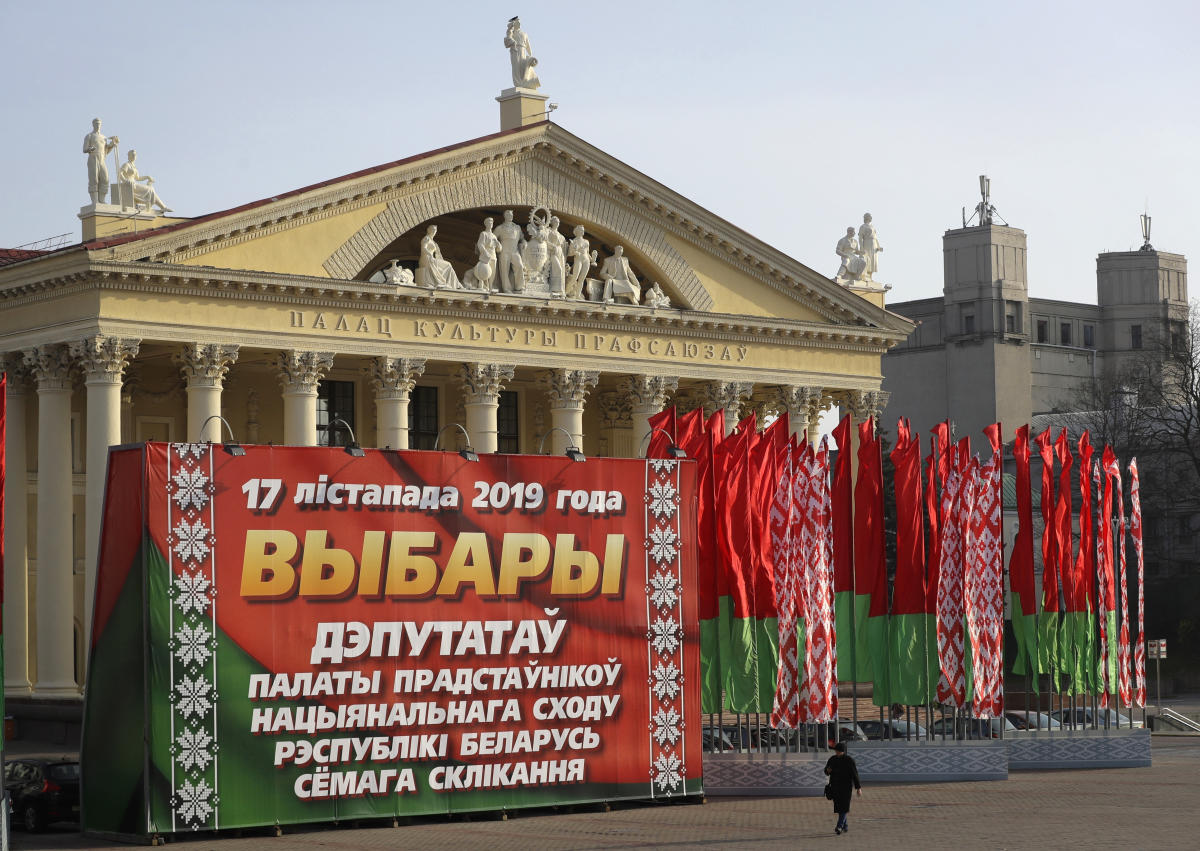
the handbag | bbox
[823,783,833,800]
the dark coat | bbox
[824,752,861,814]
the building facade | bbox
[0,102,911,700]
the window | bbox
[408,385,439,449]
[1131,324,1143,350]
[317,380,355,446]
[1005,313,1016,333]
[497,390,519,453]
[1083,324,1094,348]
[1060,323,1072,346]
[963,314,975,334]
[1036,320,1048,343]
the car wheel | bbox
[23,804,42,833]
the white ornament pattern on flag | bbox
[1130,459,1147,707]
[1094,459,1110,710]
[966,450,1004,719]
[794,444,817,723]
[770,447,799,728]
[936,462,967,706]
[1110,460,1132,708]
[805,441,838,723]
[642,459,686,797]
[166,443,219,830]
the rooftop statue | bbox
[495,210,526,294]
[463,217,502,291]
[378,259,414,287]
[566,225,596,299]
[504,17,541,90]
[118,150,172,214]
[835,227,866,283]
[600,246,641,306]
[644,282,670,309]
[858,213,882,282]
[415,225,462,290]
[82,117,119,205]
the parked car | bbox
[3,759,80,832]
[1050,707,1144,729]
[1004,711,1063,731]
[928,716,1017,739]
[857,718,927,740]
[803,719,867,748]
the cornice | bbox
[15,261,906,352]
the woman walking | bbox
[824,741,862,835]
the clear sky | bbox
[2,0,1197,306]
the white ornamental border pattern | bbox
[644,459,687,797]
[166,443,220,830]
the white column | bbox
[458,363,515,454]
[706,380,754,436]
[368,357,425,449]
[777,385,824,442]
[277,351,334,446]
[72,336,139,658]
[24,344,78,696]
[3,358,32,694]
[627,375,679,455]
[541,369,599,455]
[176,343,239,443]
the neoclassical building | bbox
[1,88,910,702]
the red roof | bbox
[81,121,550,252]
[0,248,49,267]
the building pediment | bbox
[75,122,909,337]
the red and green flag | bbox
[887,421,932,705]
[1009,425,1039,676]
[831,415,855,681]
[1053,430,1082,691]
[1035,427,1060,686]
[1072,432,1098,692]
[852,419,887,689]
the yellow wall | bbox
[179,203,387,277]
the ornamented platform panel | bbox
[1007,729,1151,770]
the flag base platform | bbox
[702,729,1150,795]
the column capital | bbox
[459,363,515,405]
[23,344,75,391]
[368,356,426,400]
[2,353,32,394]
[176,343,240,389]
[276,350,335,394]
[705,380,754,415]
[844,389,890,422]
[775,384,824,416]
[597,391,633,428]
[540,369,599,409]
[72,336,140,384]
[625,374,679,410]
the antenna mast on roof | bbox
[962,175,1007,227]
[1140,211,1154,251]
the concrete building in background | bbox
[882,179,1188,444]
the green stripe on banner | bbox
[755,616,779,714]
[699,616,722,713]
[851,593,877,683]
[1037,611,1060,690]
[1010,595,1039,677]
[886,613,934,706]
[834,590,855,682]
[1102,610,1120,691]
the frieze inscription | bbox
[288,311,748,363]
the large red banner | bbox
[84,444,701,834]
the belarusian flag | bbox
[831,416,855,682]
[936,441,969,706]
[1009,425,1039,677]
[1072,433,1098,693]
[804,439,838,722]
[852,419,888,697]
[1130,459,1147,707]
[748,416,787,710]
[1097,447,1118,707]
[965,425,1004,719]
[1035,427,1061,687]
[887,421,931,705]
[1053,430,1080,691]
[1111,453,1132,707]
[923,422,950,701]
[714,414,759,711]
[770,427,799,727]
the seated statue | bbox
[835,227,866,282]
[643,282,670,308]
[118,150,171,214]
[600,245,641,305]
[415,225,461,289]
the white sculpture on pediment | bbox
[504,16,541,90]
[835,227,866,283]
[600,246,641,305]
[415,225,462,289]
[82,117,119,205]
[858,213,882,281]
[495,210,526,294]
[118,150,172,214]
[566,225,596,299]
[462,217,502,291]
[520,213,550,287]
[644,282,670,308]
[373,259,414,286]
[546,216,568,297]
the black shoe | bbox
[842,824,849,833]
[835,827,842,835]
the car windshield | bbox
[47,763,80,781]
